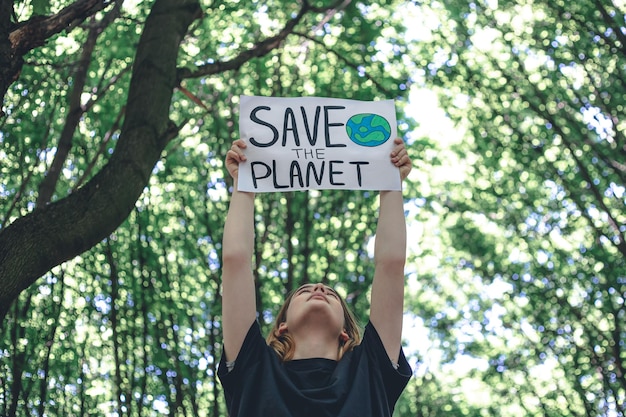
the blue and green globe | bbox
[345,113,391,147]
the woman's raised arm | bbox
[221,139,257,362]
[369,138,412,364]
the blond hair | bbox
[266,285,362,361]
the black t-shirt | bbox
[218,320,412,417]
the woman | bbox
[218,137,413,417]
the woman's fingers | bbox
[225,140,249,179]
[389,138,412,180]
[393,150,407,165]
[229,140,247,162]
[232,138,247,150]
[391,140,407,166]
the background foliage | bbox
[402,0,625,415]
[0,0,624,416]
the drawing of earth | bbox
[345,113,392,147]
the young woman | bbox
[218,138,413,417]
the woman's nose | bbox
[312,283,325,293]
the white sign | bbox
[237,95,400,192]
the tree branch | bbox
[293,31,393,95]
[9,0,111,55]
[177,0,325,80]
[177,12,303,79]
[1,0,112,116]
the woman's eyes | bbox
[297,287,338,298]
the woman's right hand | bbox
[225,139,247,179]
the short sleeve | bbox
[362,321,413,405]
[218,320,265,382]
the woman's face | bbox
[280,283,347,339]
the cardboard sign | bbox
[237,95,400,192]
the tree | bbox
[0,0,414,415]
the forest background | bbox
[0,0,624,416]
